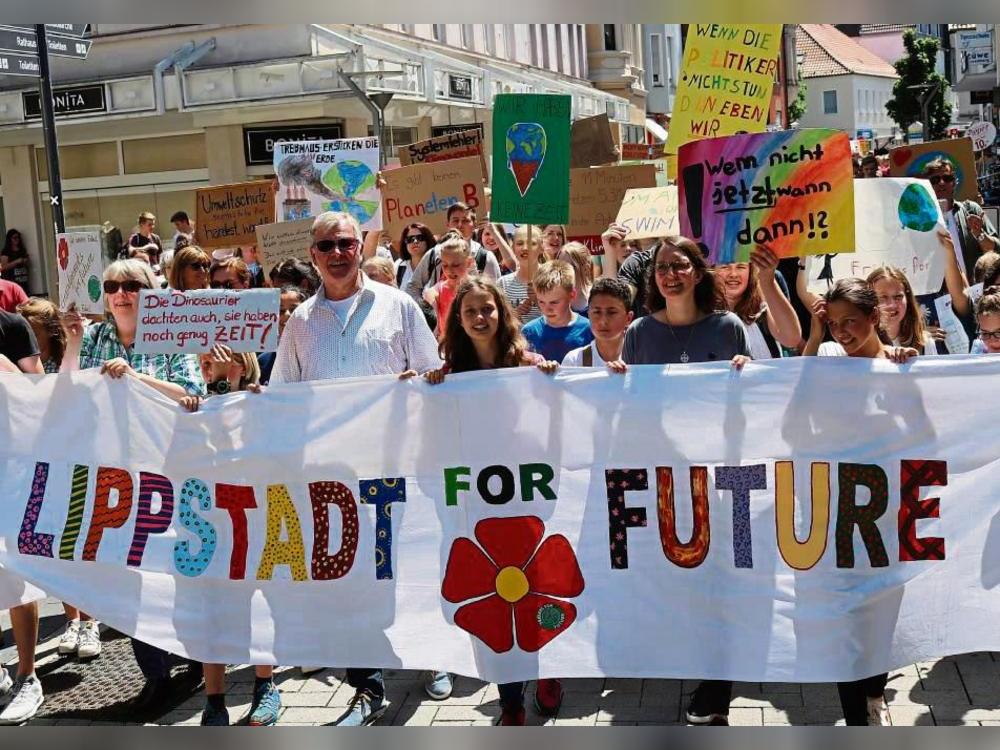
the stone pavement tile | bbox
[931,706,1000,723]
[398,706,439,726]
[731,694,804,709]
[603,678,642,693]
[597,703,667,723]
[641,679,681,706]
[977,720,1000,725]
[158,710,202,725]
[886,687,969,706]
[885,670,923,691]
[886,705,935,726]
[562,689,635,708]
[728,708,764,726]
[763,706,841,725]
[434,704,500,721]
[801,683,843,706]
[279,691,335,707]
[918,660,964,691]
[596,720,638,726]
[298,673,344,692]
[552,713,599,726]
[279,706,344,724]
[431,720,476,726]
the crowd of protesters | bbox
[0,151,997,727]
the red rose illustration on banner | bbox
[441,516,584,653]
[57,237,70,271]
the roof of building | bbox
[797,24,900,79]
[859,24,910,35]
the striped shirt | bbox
[271,274,442,383]
[497,274,542,324]
[78,321,205,396]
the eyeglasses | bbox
[405,235,426,245]
[980,329,1000,343]
[654,261,694,275]
[314,238,360,253]
[210,280,239,289]
[928,174,956,185]
[103,279,147,294]
[189,262,210,272]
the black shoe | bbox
[686,683,729,726]
[130,678,172,715]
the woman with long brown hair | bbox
[167,245,212,291]
[865,265,937,355]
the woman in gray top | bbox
[620,236,751,366]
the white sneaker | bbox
[58,620,81,655]
[0,667,13,706]
[866,695,891,726]
[77,620,102,659]
[0,675,43,724]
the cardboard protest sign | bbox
[568,165,657,254]
[254,217,316,271]
[194,180,275,249]
[678,128,855,263]
[490,94,571,224]
[56,231,104,315]
[398,128,488,180]
[803,178,947,296]
[273,137,381,229]
[614,186,679,241]
[570,114,618,169]
[621,158,671,187]
[666,24,782,178]
[381,157,488,240]
[136,288,280,354]
[888,138,979,202]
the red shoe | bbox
[533,678,563,717]
[496,704,526,726]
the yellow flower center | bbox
[495,566,530,603]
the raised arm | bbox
[752,246,802,349]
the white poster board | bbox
[805,178,946,296]
[56,231,105,314]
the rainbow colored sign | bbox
[678,128,855,264]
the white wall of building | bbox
[642,24,682,115]
[799,74,896,137]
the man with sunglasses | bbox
[271,211,440,726]
[922,158,997,281]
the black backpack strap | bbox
[582,345,593,367]
[475,247,488,273]
[396,262,407,287]
[755,310,782,359]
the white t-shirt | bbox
[745,320,776,360]
[562,341,607,367]
[323,289,362,323]
[818,332,937,357]
[395,259,415,292]
[946,209,966,272]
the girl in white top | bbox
[715,245,802,360]
[496,224,545,323]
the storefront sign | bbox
[243,124,345,166]
[448,74,474,101]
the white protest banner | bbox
[273,137,381,230]
[804,178,946,296]
[254,217,315,270]
[56,231,104,314]
[135,288,280,353]
[614,186,679,241]
[2,360,1000,681]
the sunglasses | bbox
[314,238,359,253]
[210,280,239,289]
[405,235,426,245]
[928,174,956,185]
[103,279,147,294]
[188,262,210,272]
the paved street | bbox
[3,598,1000,726]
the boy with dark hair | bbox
[562,277,634,366]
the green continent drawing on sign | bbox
[87,275,101,303]
[506,123,547,197]
[322,160,378,223]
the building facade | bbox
[0,23,646,297]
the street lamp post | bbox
[338,68,401,169]
[907,81,942,143]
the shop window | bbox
[122,133,207,174]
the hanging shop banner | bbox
[678,128,855,264]
[490,94,571,225]
[665,24,783,178]
[3,359,1000,681]
[804,178,947,296]
[135,288,280,354]
[273,137,382,230]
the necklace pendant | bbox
[680,351,689,364]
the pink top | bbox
[433,280,458,337]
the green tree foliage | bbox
[886,28,953,141]
[788,68,808,124]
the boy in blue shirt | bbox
[522,260,593,362]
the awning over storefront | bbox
[953,71,998,93]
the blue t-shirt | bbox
[522,313,594,362]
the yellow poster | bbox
[666,24,783,178]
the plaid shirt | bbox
[79,321,206,396]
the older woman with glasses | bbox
[168,245,213,291]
